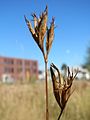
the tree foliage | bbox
[61,64,67,71]
[83,45,90,72]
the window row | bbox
[1,59,37,66]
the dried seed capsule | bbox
[38,6,48,53]
[50,63,78,120]
[24,15,39,44]
[46,17,54,55]
[50,65,61,108]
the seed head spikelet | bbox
[50,63,78,120]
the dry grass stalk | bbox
[24,6,55,120]
[50,63,78,120]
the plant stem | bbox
[57,109,63,120]
[45,60,49,120]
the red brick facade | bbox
[0,56,38,81]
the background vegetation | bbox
[0,80,90,120]
[82,44,90,73]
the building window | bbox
[17,68,22,73]
[4,59,14,65]
[4,67,14,73]
[11,68,14,73]
[30,61,37,70]
[31,61,37,66]
[4,67,10,73]
[33,69,37,74]
[25,68,30,72]
[25,61,30,66]
[17,60,22,65]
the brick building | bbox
[0,56,38,82]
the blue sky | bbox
[0,0,90,70]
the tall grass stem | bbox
[45,61,49,120]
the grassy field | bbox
[0,80,90,120]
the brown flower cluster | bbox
[50,63,78,120]
[24,6,55,62]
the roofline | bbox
[0,55,38,62]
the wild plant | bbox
[50,63,78,120]
[24,5,79,120]
[24,6,54,120]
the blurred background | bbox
[0,0,90,120]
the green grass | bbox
[0,80,90,120]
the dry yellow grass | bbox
[0,80,90,120]
[0,82,45,120]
